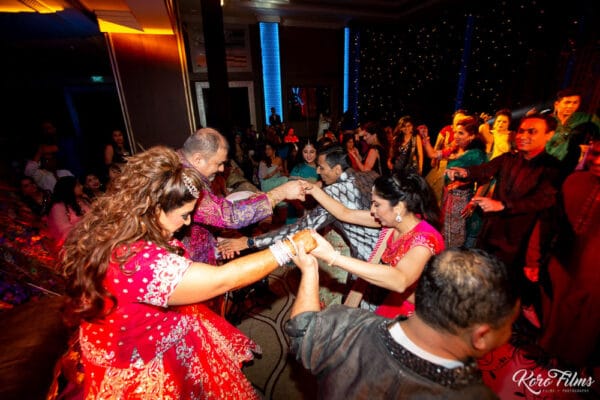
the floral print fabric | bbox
[79,240,260,399]
[374,222,444,318]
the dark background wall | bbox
[1,0,598,180]
[109,33,194,150]
[355,0,599,133]
[279,26,342,137]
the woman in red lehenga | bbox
[61,146,315,399]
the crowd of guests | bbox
[3,86,600,398]
[9,122,129,253]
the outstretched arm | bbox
[309,231,433,294]
[478,115,494,154]
[305,182,379,227]
[290,242,321,318]
[193,180,308,229]
[418,125,439,159]
[415,135,424,175]
[169,230,316,305]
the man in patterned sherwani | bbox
[217,145,380,263]
[178,127,308,265]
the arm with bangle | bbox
[217,200,336,259]
[169,230,316,305]
[309,231,430,295]
[193,179,307,230]
[418,125,456,160]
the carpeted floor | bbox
[233,230,351,400]
[236,266,319,400]
[0,295,71,400]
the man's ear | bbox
[333,164,343,175]
[470,324,492,352]
[194,154,206,168]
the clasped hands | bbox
[276,179,312,202]
[217,180,325,260]
[217,228,337,272]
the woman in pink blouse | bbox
[306,172,445,317]
[61,146,316,399]
[46,176,91,250]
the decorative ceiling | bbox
[0,0,458,40]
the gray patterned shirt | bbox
[254,169,380,260]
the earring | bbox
[395,213,402,223]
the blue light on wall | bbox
[349,29,360,129]
[259,22,283,123]
[455,15,475,111]
[343,27,350,113]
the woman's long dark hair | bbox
[52,176,84,216]
[261,141,279,167]
[373,171,441,230]
[459,117,486,152]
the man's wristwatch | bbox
[247,237,256,248]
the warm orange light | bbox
[0,0,65,13]
[94,5,174,35]
[108,32,180,63]
[98,19,173,34]
[97,19,142,33]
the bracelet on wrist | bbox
[267,191,279,207]
[327,251,341,267]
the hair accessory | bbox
[395,213,403,223]
[182,173,200,198]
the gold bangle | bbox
[266,191,276,207]
[327,251,341,267]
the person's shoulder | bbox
[353,168,378,179]
[49,201,67,213]
[564,170,595,189]
[538,151,563,167]
[413,221,444,248]
[135,240,183,258]
[464,147,487,158]
[290,163,302,174]
[571,111,595,122]
[319,304,382,330]
[57,169,74,177]
[341,168,366,181]
[492,150,518,163]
